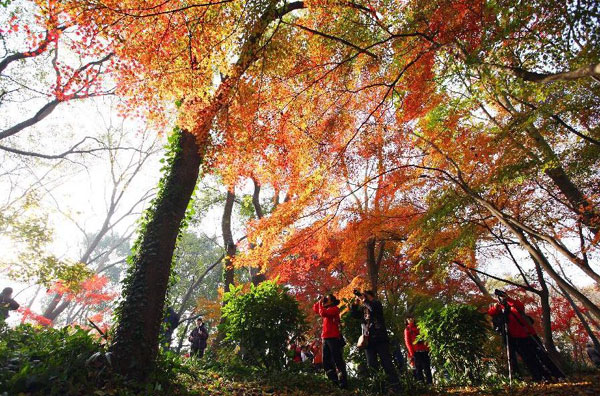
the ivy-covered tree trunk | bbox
[108,1,305,378]
[110,129,202,378]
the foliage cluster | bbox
[220,280,307,370]
[0,324,104,395]
[418,304,489,384]
[0,324,197,396]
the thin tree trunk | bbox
[557,285,600,355]
[175,253,224,318]
[532,255,563,369]
[458,184,600,320]
[462,267,491,298]
[27,286,42,309]
[366,238,379,293]
[222,189,236,294]
[177,319,192,354]
[250,178,266,285]
[214,189,236,347]
[526,127,598,237]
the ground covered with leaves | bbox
[179,371,600,396]
[2,325,598,396]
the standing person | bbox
[313,293,348,389]
[161,306,180,349]
[488,290,548,382]
[0,287,19,322]
[188,318,209,358]
[404,315,433,384]
[310,338,324,371]
[351,290,401,392]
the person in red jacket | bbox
[404,315,432,384]
[488,290,547,381]
[313,293,348,389]
[310,338,324,370]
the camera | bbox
[321,295,330,304]
[494,289,507,298]
[353,289,362,297]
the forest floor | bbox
[182,370,600,396]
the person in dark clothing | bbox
[161,306,180,349]
[586,340,600,368]
[188,318,209,358]
[351,290,401,392]
[404,315,433,384]
[313,293,348,389]
[0,287,19,322]
[488,290,563,382]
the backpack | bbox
[492,312,506,335]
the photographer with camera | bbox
[351,289,401,392]
[488,289,559,382]
[312,293,348,389]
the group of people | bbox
[309,287,600,392]
[487,289,565,382]
[288,338,323,369]
[312,289,433,392]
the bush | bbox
[0,324,104,395]
[220,280,307,370]
[418,303,488,384]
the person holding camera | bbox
[488,289,549,382]
[404,315,432,384]
[188,317,209,358]
[313,293,348,389]
[351,290,401,392]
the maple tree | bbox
[1,0,114,146]
[7,0,597,383]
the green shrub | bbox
[0,324,104,395]
[418,303,488,384]
[220,280,307,370]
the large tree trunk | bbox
[109,129,202,378]
[107,1,305,379]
